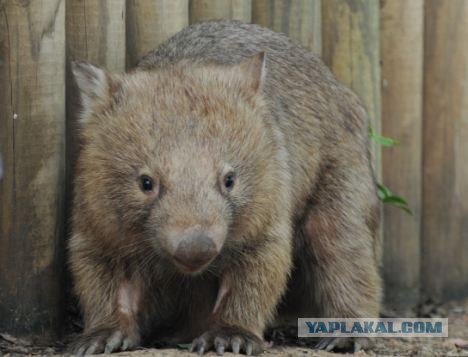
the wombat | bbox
[69,20,381,356]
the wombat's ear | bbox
[237,52,267,93]
[71,61,115,124]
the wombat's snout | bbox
[173,234,218,273]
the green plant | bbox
[377,182,412,214]
[369,127,412,215]
[369,127,399,147]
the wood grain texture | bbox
[321,0,381,181]
[189,0,252,23]
[65,0,126,164]
[66,0,126,71]
[380,0,423,313]
[126,0,189,68]
[65,0,126,204]
[321,0,382,265]
[422,0,468,301]
[252,0,321,54]
[64,1,127,314]
[0,0,66,336]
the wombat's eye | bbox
[139,175,154,192]
[223,172,236,191]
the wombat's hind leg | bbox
[298,161,381,352]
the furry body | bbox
[69,21,381,355]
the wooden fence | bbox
[0,0,467,337]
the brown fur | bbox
[69,21,381,355]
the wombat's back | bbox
[137,20,340,126]
[139,20,321,70]
[138,21,333,111]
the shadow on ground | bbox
[1,299,467,356]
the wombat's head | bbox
[72,54,284,275]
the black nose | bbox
[173,235,218,272]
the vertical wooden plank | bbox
[65,1,126,316]
[321,0,381,179]
[231,0,253,22]
[65,0,126,199]
[65,0,126,164]
[380,0,423,313]
[0,0,66,336]
[321,0,382,262]
[126,0,189,68]
[189,0,252,24]
[423,0,468,301]
[66,1,126,72]
[252,0,322,54]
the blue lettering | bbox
[351,322,364,333]
[426,322,442,334]
[316,322,328,333]
[305,322,317,333]
[328,322,340,333]
[414,322,424,333]
[375,322,388,333]
[341,322,350,333]
[402,322,412,333]
[364,321,374,333]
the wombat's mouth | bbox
[172,254,216,275]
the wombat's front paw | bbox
[315,337,369,352]
[69,329,140,356]
[190,325,264,355]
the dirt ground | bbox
[1,299,467,357]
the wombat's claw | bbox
[315,337,338,352]
[315,337,367,352]
[189,326,263,355]
[352,337,369,352]
[70,329,139,356]
[189,337,208,355]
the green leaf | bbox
[369,127,399,147]
[376,182,412,215]
[177,343,191,350]
[384,198,413,215]
[377,182,392,199]
[382,195,409,206]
